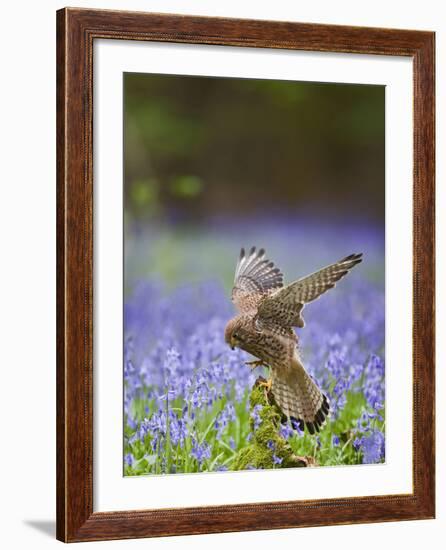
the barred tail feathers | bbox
[271,358,330,435]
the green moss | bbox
[233,378,315,470]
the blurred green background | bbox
[124,73,384,226]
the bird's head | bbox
[224,317,246,350]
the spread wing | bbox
[231,246,284,313]
[257,253,363,328]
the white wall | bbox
[1,0,443,547]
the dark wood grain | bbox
[56,7,435,542]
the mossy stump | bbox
[233,377,317,470]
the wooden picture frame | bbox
[56,7,435,542]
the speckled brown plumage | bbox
[225,246,363,433]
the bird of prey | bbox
[224,246,363,434]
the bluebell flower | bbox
[290,418,304,436]
[158,389,176,401]
[251,404,263,430]
[361,430,385,463]
[191,439,211,467]
[127,416,137,430]
[279,423,294,440]
[124,453,134,467]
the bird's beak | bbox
[230,336,236,350]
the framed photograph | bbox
[56,7,435,542]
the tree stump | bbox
[233,376,317,470]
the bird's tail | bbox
[271,357,329,435]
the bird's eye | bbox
[233,332,240,340]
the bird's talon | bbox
[258,378,272,398]
[245,360,267,370]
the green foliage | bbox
[130,178,159,213]
[170,175,204,198]
[124,381,384,475]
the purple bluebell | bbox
[124,453,134,467]
[251,405,263,430]
[361,430,385,463]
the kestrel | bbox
[225,246,363,434]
